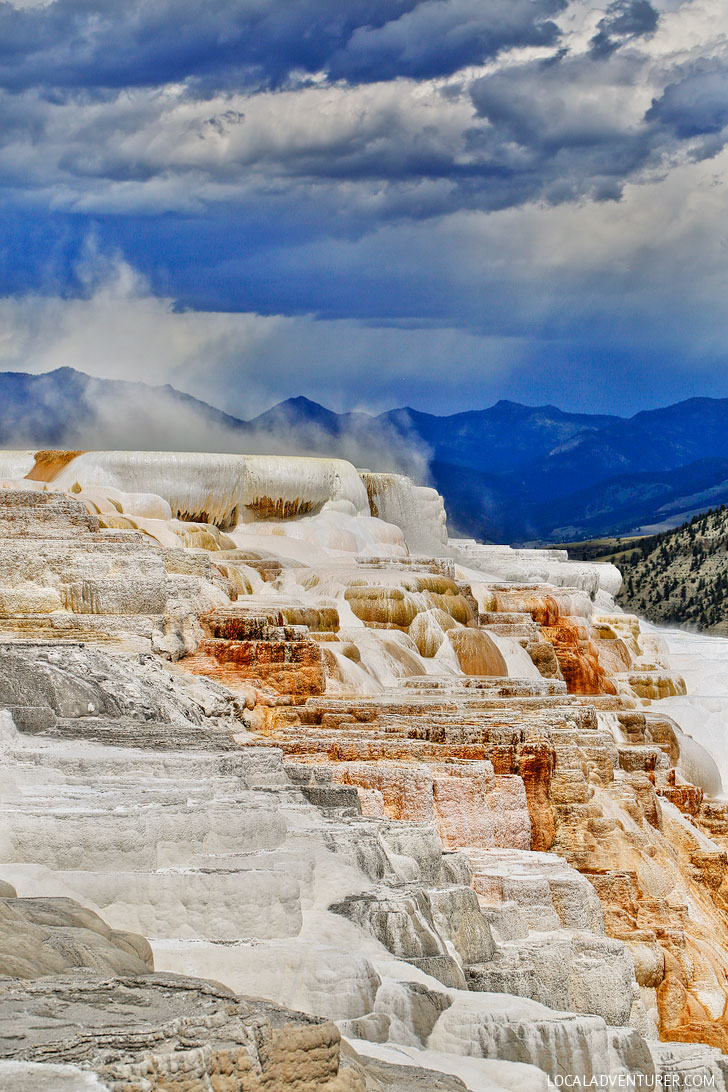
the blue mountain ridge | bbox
[3,367,728,543]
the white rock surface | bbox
[452,539,622,598]
[0,1062,110,1091]
[51,451,371,527]
[0,451,37,480]
[648,624,728,794]
[362,472,450,552]
[2,457,728,1089]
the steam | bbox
[229,409,431,481]
[0,247,432,482]
[45,382,432,481]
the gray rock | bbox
[0,972,403,1092]
[0,894,152,978]
[352,1055,468,1090]
[373,981,452,1045]
[0,1062,110,1091]
[0,642,244,748]
[330,890,467,989]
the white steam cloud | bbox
[0,248,431,480]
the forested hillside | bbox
[567,507,728,633]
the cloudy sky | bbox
[1,0,727,417]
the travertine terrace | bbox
[1,450,728,1090]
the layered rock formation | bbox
[0,880,152,979]
[0,453,728,1090]
[0,973,439,1091]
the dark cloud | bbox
[1,0,728,420]
[465,43,728,209]
[647,67,728,139]
[0,0,564,93]
[0,43,726,258]
[468,55,653,205]
[327,0,565,83]
[0,0,724,232]
[589,0,659,59]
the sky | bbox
[1,0,728,418]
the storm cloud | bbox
[589,0,659,58]
[0,0,565,92]
[1,0,728,417]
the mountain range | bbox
[4,366,728,543]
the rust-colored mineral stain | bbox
[360,472,386,518]
[543,619,617,695]
[180,607,327,701]
[245,495,316,519]
[447,628,508,677]
[517,739,556,851]
[25,449,85,482]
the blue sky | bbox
[1,0,728,417]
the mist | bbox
[0,370,432,486]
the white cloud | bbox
[1,0,726,220]
[0,246,529,417]
[2,1,728,418]
[0,249,282,400]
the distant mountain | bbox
[529,458,728,541]
[0,367,249,448]
[381,401,620,477]
[4,367,728,544]
[247,396,360,438]
[380,399,728,542]
[505,398,728,504]
[429,460,517,541]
